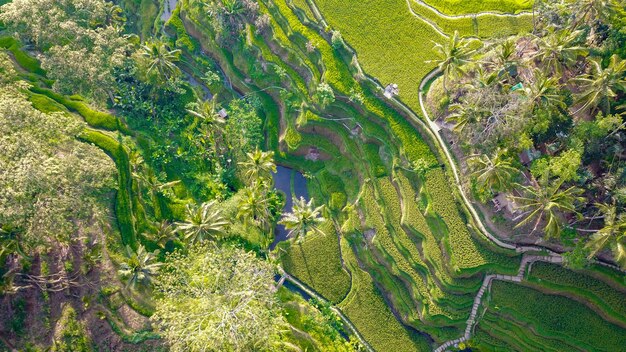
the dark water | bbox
[161,0,178,22]
[270,166,309,249]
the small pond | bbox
[270,165,309,249]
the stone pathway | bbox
[434,254,563,352]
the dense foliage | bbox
[152,244,283,351]
[430,0,626,267]
[0,53,115,254]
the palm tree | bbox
[533,29,587,75]
[239,149,276,182]
[237,184,270,230]
[133,169,180,219]
[512,179,584,238]
[523,69,565,112]
[569,0,618,29]
[140,41,181,83]
[585,202,626,268]
[492,39,517,75]
[103,3,125,28]
[467,149,520,192]
[222,0,245,15]
[576,55,626,114]
[279,197,326,243]
[118,245,162,290]
[149,221,177,249]
[187,98,226,125]
[187,98,225,157]
[446,99,486,132]
[0,228,23,259]
[428,31,475,93]
[176,201,229,243]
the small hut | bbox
[383,83,399,99]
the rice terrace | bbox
[0,0,625,351]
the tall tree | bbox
[132,169,180,219]
[467,149,520,193]
[239,149,277,182]
[446,99,487,132]
[187,98,226,159]
[428,31,475,93]
[585,202,626,268]
[533,29,587,75]
[140,41,181,83]
[152,244,283,351]
[279,197,326,243]
[237,184,270,230]
[148,221,178,249]
[118,245,162,290]
[176,201,229,243]
[512,179,584,238]
[524,69,565,112]
[576,55,626,114]
[569,0,619,29]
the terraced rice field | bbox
[173,0,626,350]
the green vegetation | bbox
[428,0,626,268]
[1,0,625,350]
[479,281,626,351]
[425,0,533,15]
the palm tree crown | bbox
[118,245,162,290]
[512,179,584,238]
[237,184,270,229]
[239,149,276,182]
[576,55,626,114]
[176,200,229,243]
[141,41,181,82]
[533,29,587,75]
[429,31,475,92]
[585,202,626,268]
[467,149,520,192]
[279,197,326,243]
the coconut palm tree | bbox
[176,201,229,243]
[149,220,177,249]
[522,69,565,116]
[118,245,162,290]
[576,55,626,114]
[187,98,226,157]
[133,169,180,219]
[239,149,276,182]
[585,202,626,268]
[492,38,518,75]
[467,149,520,192]
[140,41,181,83]
[103,3,125,28]
[187,98,226,126]
[428,31,475,93]
[446,99,487,132]
[279,197,326,243]
[533,29,587,75]
[569,0,619,29]
[237,184,270,230]
[512,179,584,238]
